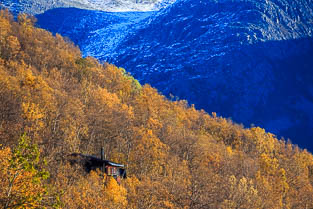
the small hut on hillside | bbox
[68,148,126,183]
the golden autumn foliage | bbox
[0,9,313,208]
[0,135,49,209]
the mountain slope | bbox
[1,10,313,208]
[29,0,313,151]
[34,0,313,151]
[86,0,313,151]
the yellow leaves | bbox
[0,67,16,90]
[128,177,177,209]
[17,14,35,37]
[18,66,55,106]
[90,86,134,123]
[20,69,38,89]
[1,9,313,209]
[18,68,55,106]
[226,146,233,155]
[0,13,20,60]
[0,15,11,37]
[98,64,140,103]
[21,100,48,141]
[93,86,120,108]
[0,10,13,49]
[18,14,34,28]
[207,152,222,169]
[110,152,126,164]
[278,168,289,193]
[56,168,127,209]
[250,127,276,155]
[105,177,128,208]
[221,175,261,209]
[6,35,21,58]
[129,127,169,177]
[132,85,168,131]
[0,146,11,179]
[124,176,139,196]
[0,136,49,209]
[236,176,259,198]
[60,170,105,209]
[259,153,279,175]
[22,102,44,121]
[147,117,163,130]
[256,153,290,208]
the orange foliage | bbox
[0,10,312,209]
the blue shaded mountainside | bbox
[36,0,313,151]
[36,8,153,58]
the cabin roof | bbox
[87,154,124,167]
[70,153,125,168]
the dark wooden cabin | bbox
[68,148,126,183]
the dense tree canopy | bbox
[0,9,312,208]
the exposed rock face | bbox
[36,8,154,58]
[1,0,171,15]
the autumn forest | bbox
[0,9,313,209]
